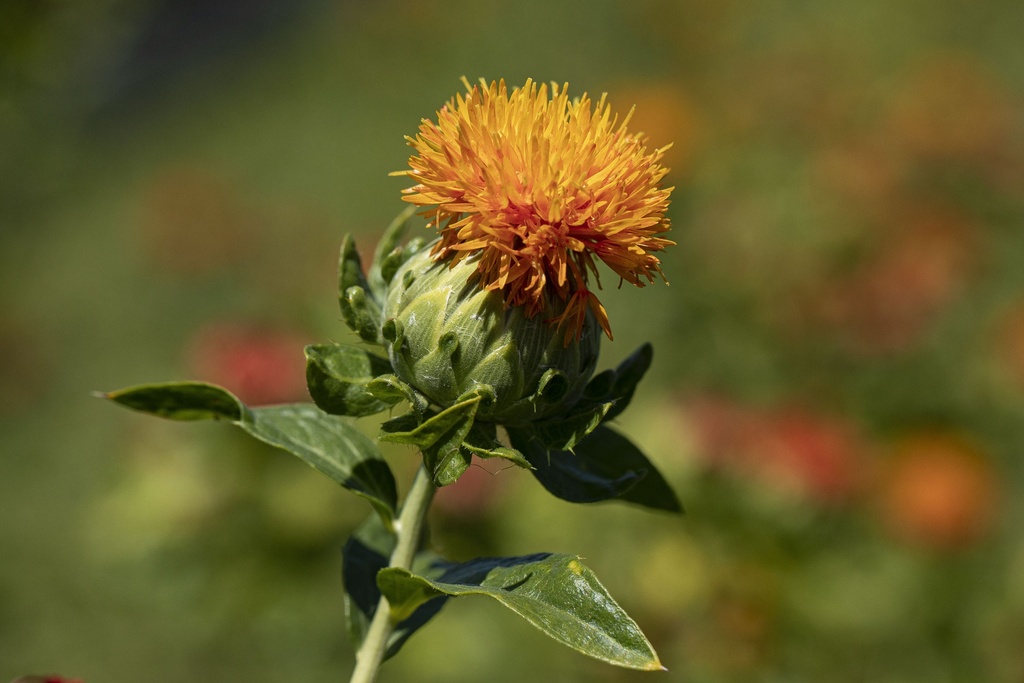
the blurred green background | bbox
[2,0,1024,681]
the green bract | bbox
[381,245,601,425]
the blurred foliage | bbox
[2,0,1023,681]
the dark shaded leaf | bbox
[103,381,243,421]
[511,425,681,512]
[378,554,663,671]
[531,401,612,451]
[582,343,653,422]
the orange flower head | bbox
[393,78,674,343]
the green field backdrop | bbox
[2,1,1023,681]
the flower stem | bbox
[349,465,436,683]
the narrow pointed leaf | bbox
[463,423,532,469]
[378,399,480,486]
[378,554,663,671]
[305,344,393,417]
[103,382,398,523]
[339,234,374,305]
[378,394,480,450]
[103,381,244,421]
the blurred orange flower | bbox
[394,78,674,342]
[876,432,999,551]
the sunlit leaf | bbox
[365,374,429,415]
[378,554,664,671]
[101,381,244,421]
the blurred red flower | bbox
[184,321,309,405]
[685,396,865,504]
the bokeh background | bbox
[2,1,1024,681]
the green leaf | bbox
[378,394,480,449]
[582,343,653,422]
[462,423,532,470]
[102,381,244,421]
[342,515,447,658]
[365,374,429,415]
[378,554,664,671]
[379,393,483,487]
[369,205,417,298]
[339,234,374,305]
[531,401,612,451]
[379,236,428,287]
[511,425,681,512]
[103,382,398,524]
[377,566,443,622]
[339,286,383,345]
[525,344,654,453]
[305,344,393,417]
[244,404,398,523]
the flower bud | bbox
[382,245,600,423]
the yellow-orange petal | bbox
[397,78,674,343]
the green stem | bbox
[349,465,436,683]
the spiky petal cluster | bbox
[394,78,674,342]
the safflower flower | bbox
[393,78,674,342]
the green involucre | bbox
[381,246,601,424]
